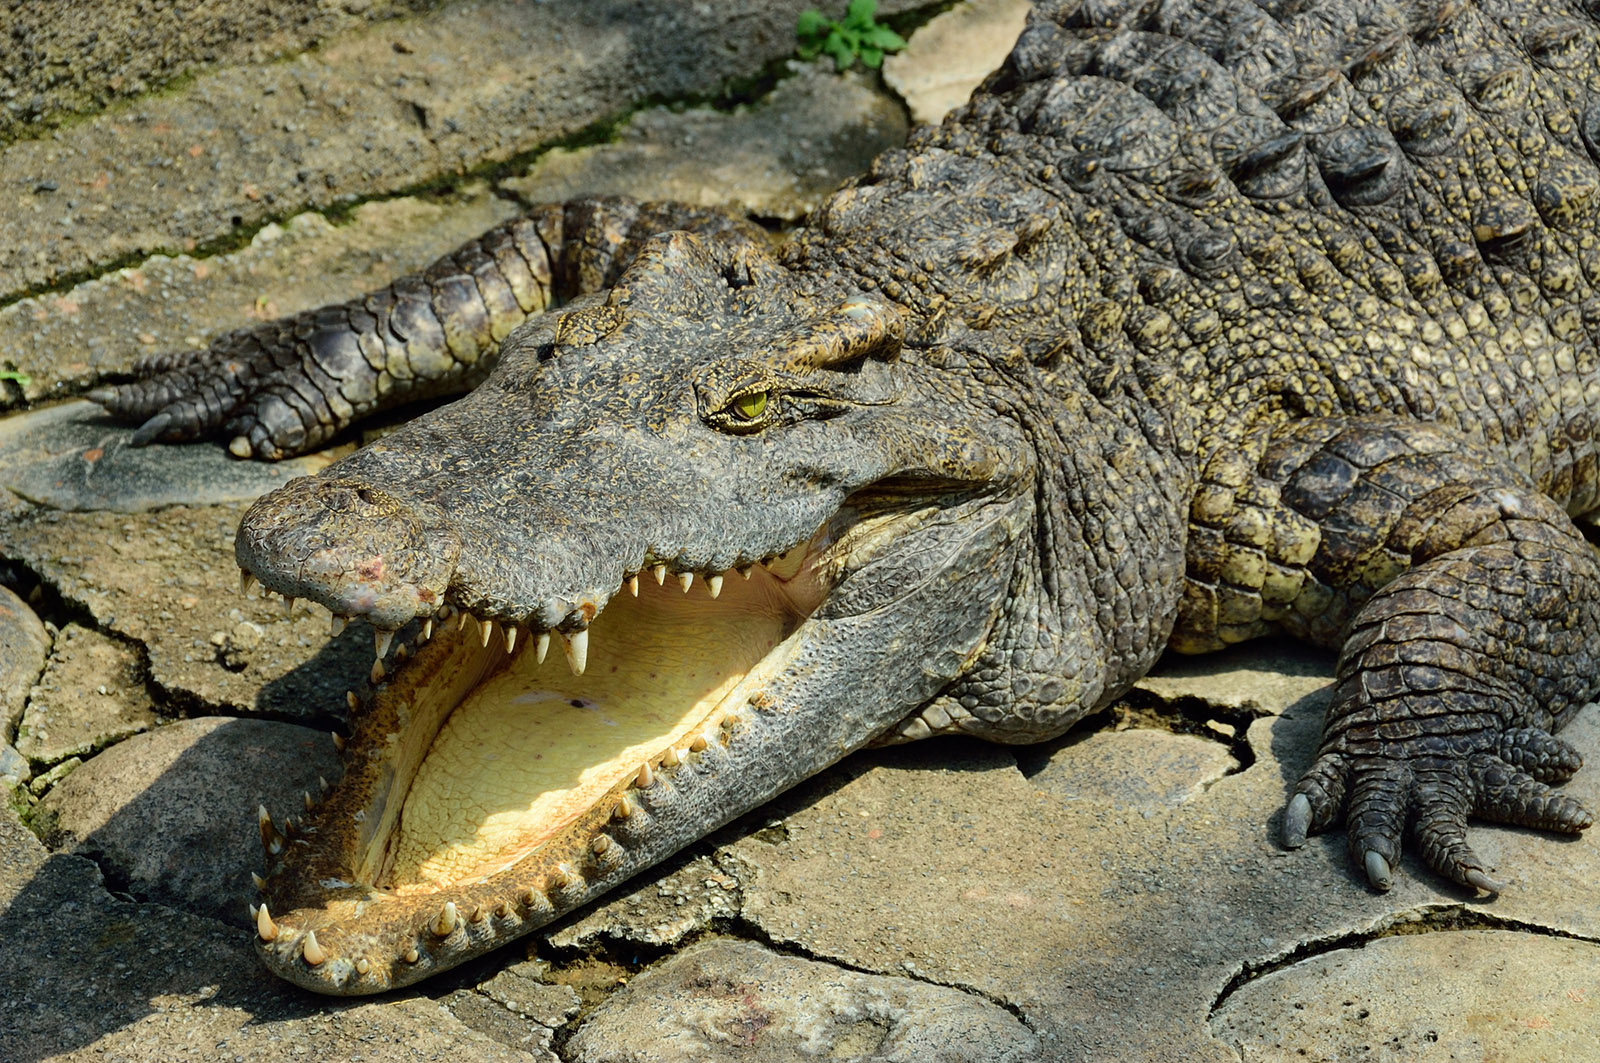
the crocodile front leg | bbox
[1177,417,1600,890]
[89,197,768,458]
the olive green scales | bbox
[95,0,1600,993]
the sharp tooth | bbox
[561,628,589,675]
[553,863,577,890]
[421,618,434,641]
[318,775,329,793]
[355,957,371,976]
[504,626,518,653]
[591,834,613,855]
[635,762,654,788]
[252,871,267,891]
[281,595,296,616]
[653,564,667,585]
[495,902,510,918]
[303,791,315,813]
[479,618,494,647]
[613,794,634,820]
[258,805,284,855]
[394,644,408,663]
[345,690,359,710]
[374,629,394,659]
[370,658,386,684]
[628,575,639,597]
[689,734,708,753]
[737,564,753,580]
[471,905,488,924]
[401,943,420,964]
[332,730,347,752]
[522,887,543,908]
[536,631,550,664]
[678,572,694,593]
[240,571,258,596]
[432,901,458,937]
[661,746,681,768]
[707,574,723,598]
[256,903,279,942]
[457,612,470,631]
[301,930,326,966]
[331,615,347,637]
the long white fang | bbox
[302,930,326,966]
[370,658,385,684]
[635,761,654,788]
[679,572,694,593]
[536,631,550,664]
[332,730,347,751]
[421,618,434,641]
[433,901,459,937]
[256,903,278,941]
[504,626,518,653]
[628,575,639,597]
[374,629,394,659]
[562,629,589,675]
[479,618,494,648]
[331,615,347,637]
[707,574,723,598]
[653,564,667,585]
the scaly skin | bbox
[97,0,1600,993]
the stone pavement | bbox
[1,2,1598,1061]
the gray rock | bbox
[31,716,342,928]
[0,401,335,513]
[16,623,155,767]
[440,965,581,1060]
[0,743,28,789]
[883,0,1033,125]
[0,504,378,722]
[0,0,924,301]
[1028,728,1237,807]
[566,938,1042,1063]
[0,583,49,739]
[504,62,909,222]
[1210,928,1600,1062]
[0,802,540,1063]
[547,848,749,953]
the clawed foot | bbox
[1282,726,1592,892]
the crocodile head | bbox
[235,229,1039,993]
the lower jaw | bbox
[253,568,810,993]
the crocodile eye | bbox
[730,391,768,420]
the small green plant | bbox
[0,370,30,387]
[796,0,908,71]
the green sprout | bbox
[0,370,30,387]
[796,0,908,71]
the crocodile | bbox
[93,0,1600,995]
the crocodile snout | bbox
[236,476,461,631]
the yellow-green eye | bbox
[731,391,768,420]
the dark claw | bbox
[1463,868,1505,894]
[129,411,173,447]
[1283,792,1312,848]
[1364,850,1393,891]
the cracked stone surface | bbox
[0,583,49,738]
[565,938,1042,1062]
[3,3,1600,1062]
[15,622,155,767]
[31,716,342,928]
[883,0,1034,125]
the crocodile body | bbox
[98,0,1600,994]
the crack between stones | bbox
[1206,904,1600,1021]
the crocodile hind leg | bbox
[89,198,769,459]
[1176,416,1600,891]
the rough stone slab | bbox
[1210,929,1600,1062]
[0,742,27,789]
[0,504,375,722]
[0,400,337,511]
[546,847,749,953]
[1,187,519,404]
[503,62,908,222]
[883,0,1033,125]
[0,0,924,299]
[0,805,539,1063]
[31,715,342,928]
[439,966,581,1061]
[0,583,49,739]
[15,622,155,766]
[566,937,1042,1063]
[717,662,1600,1062]
[1028,727,1236,807]
[0,0,429,146]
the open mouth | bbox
[250,524,839,992]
